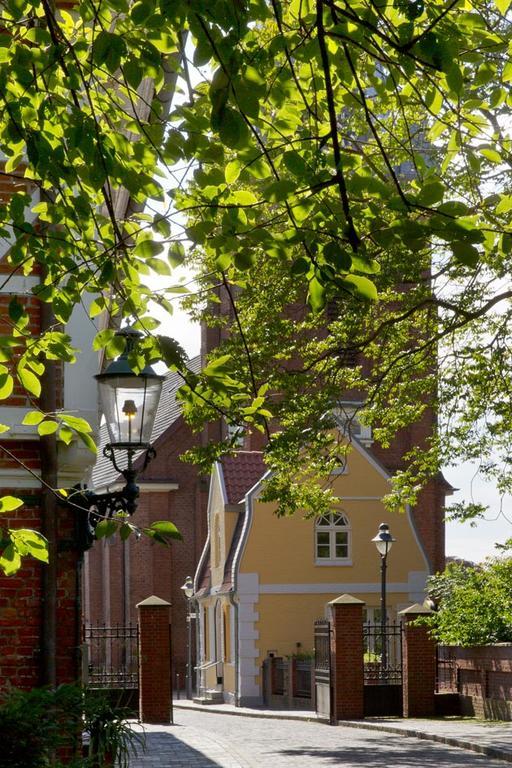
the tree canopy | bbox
[426,557,512,645]
[0,0,512,569]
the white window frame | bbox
[314,510,352,566]
[333,402,373,447]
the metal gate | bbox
[314,619,334,723]
[363,620,403,716]
[83,624,139,690]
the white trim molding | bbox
[236,572,261,705]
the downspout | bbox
[230,473,270,707]
[39,300,58,687]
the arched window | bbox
[315,511,351,564]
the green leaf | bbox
[77,431,97,455]
[234,250,255,270]
[225,160,242,184]
[93,329,115,351]
[218,108,250,150]
[0,373,13,400]
[0,543,21,575]
[308,277,326,312]
[0,496,24,513]
[0,424,9,435]
[18,367,41,397]
[282,151,308,178]
[38,421,59,436]
[134,239,164,258]
[342,274,378,301]
[10,529,48,563]
[22,410,45,426]
[263,179,297,202]
[168,242,186,267]
[417,181,444,206]
[451,242,480,267]
[95,519,118,539]
[446,64,464,95]
[323,242,352,272]
[147,520,182,543]
[479,147,502,164]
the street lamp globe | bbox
[372,522,396,558]
[95,328,164,449]
[181,576,194,599]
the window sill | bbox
[315,559,353,567]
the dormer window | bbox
[334,402,372,446]
[315,511,351,565]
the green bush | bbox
[0,685,81,767]
[426,557,512,645]
[0,684,144,768]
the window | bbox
[334,402,372,446]
[315,511,351,564]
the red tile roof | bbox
[221,451,266,504]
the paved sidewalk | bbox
[127,704,512,767]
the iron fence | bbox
[293,660,312,698]
[271,658,286,695]
[363,620,402,685]
[314,619,331,685]
[84,623,139,689]
[436,645,458,692]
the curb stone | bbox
[339,720,512,764]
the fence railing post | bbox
[137,595,172,724]
[399,603,436,717]
[329,594,365,720]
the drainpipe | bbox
[39,300,58,687]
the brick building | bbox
[84,355,210,686]
[0,164,100,689]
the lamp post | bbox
[70,327,164,548]
[181,576,195,699]
[372,522,396,673]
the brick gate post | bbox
[399,603,436,717]
[137,595,172,724]
[329,594,365,720]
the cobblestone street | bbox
[129,709,512,767]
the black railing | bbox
[294,660,312,698]
[436,645,458,692]
[84,623,139,689]
[271,658,286,695]
[363,620,402,685]
[314,619,331,685]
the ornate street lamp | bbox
[181,575,195,700]
[372,522,396,673]
[71,327,164,548]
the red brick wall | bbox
[446,645,512,720]
[402,611,436,717]
[0,159,82,691]
[85,418,209,688]
[137,600,172,723]
[330,599,365,720]
[0,492,82,689]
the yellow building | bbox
[193,439,439,706]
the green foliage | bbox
[0,0,511,541]
[0,684,144,768]
[425,558,512,645]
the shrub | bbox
[0,684,144,768]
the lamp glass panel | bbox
[375,539,392,556]
[98,375,163,445]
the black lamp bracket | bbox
[65,443,157,552]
